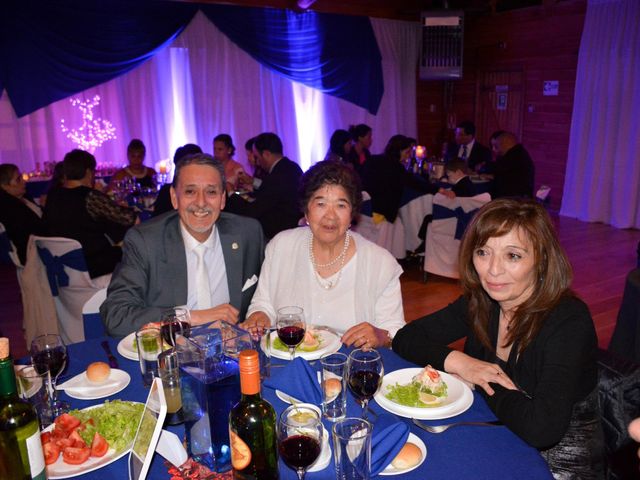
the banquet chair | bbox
[423,193,491,279]
[82,288,107,340]
[29,236,110,345]
[352,192,406,259]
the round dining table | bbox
[32,336,553,479]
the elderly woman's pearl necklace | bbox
[308,230,351,290]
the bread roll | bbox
[391,442,422,469]
[86,361,111,384]
[323,378,342,397]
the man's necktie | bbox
[195,244,211,309]
[461,145,468,160]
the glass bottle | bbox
[0,337,47,480]
[229,350,279,480]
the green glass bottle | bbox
[229,350,279,480]
[0,338,47,480]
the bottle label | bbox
[229,428,252,471]
[26,430,46,480]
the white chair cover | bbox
[25,236,110,345]
[398,193,434,252]
[352,192,406,259]
[424,193,492,279]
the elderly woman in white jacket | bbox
[241,160,405,349]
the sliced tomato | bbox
[62,446,91,465]
[68,429,86,447]
[50,426,68,440]
[54,438,74,449]
[90,432,108,457]
[54,413,81,433]
[85,418,95,426]
[72,423,86,433]
[43,442,60,465]
[41,431,51,444]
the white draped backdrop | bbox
[0,13,420,176]
[560,0,640,229]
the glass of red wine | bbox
[276,306,305,361]
[30,333,69,417]
[347,348,384,420]
[278,405,323,480]
[160,307,191,347]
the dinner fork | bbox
[412,418,502,434]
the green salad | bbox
[69,400,145,452]
[272,332,322,353]
[385,381,448,408]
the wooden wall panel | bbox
[416,0,587,211]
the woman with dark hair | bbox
[213,133,246,192]
[241,160,404,348]
[362,134,435,224]
[108,139,156,190]
[393,198,604,478]
[346,124,372,172]
[324,129,353,163]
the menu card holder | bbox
[128,377,167,480]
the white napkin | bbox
[57,372,119,391]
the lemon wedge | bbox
[418,392,441,405]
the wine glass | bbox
[278,405,323,480]
[347,349,384,420]
[30,334,69,417]
[276,306,305,361]
[160,307,191,347]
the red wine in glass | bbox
[348,370,381,403]
[32,346,67,377]
[279,435,321,470]
[276,306,305,360]
[161,321,191,346]
[277,326,305,348]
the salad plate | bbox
[44,401,144,479]
[60,369,131,400]
[262,329,341,361]
[380,433,427,476]
[116,332,138,361]
[374,368,473,420]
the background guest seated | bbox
[438,159,477,199]
[0,163,44,264]
[241,160,405,349]
[225,132,303,240]
[213,133,246,192]
[491,131,535,199]
[324,129,353,163]
[445,120,493,174]
[107,139,156,190]
[152,143,202,218]
[393,198,604,478]
[43,149,137,278]
[346,124,372,175]
[101,153,264,337]
[236,136,266,194]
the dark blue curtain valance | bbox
[200,4,384,115]
[1,1,384,117]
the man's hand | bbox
[341,323,389,349]
[190,303,239,325]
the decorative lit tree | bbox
[60,95,117,153]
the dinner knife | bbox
[101,340,120,369]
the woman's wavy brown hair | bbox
[459,198,573,354]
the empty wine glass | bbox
[347,348,384,420]
[30,334,69,417]
[278,405,323,480]
[276,306,305,361]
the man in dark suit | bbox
[492,132,535,199]
[0,163,44,265]
[445,120,493,174]
[100,154,265,337]
[225,132,303,239]
[439,159,477,198]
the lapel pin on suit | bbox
[232,242,239,250]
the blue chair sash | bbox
[37,246,88,296]
[432,204,478,240]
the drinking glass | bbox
[160,307,191,347]
[278,405,323,480]
[320,352,348,422]
[276,306,305,361]
[15,365,53,427]
[30,333,69,417]
[346,349,383,420]
[136,326,163,386]
[332,417,372,480]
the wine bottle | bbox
[229,350,279,480]
[0,338,46,480]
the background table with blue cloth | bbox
[39,337,552,479]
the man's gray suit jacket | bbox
[100,210,265,337]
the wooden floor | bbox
[1,215,638,359]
